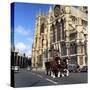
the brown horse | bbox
[45,56,61,78]
[45,60,59,78]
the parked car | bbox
[15,66,19,71]
[67,64,78,72]
[80,66,88,72]
[11,66,19,72]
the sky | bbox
[11,2,52,57]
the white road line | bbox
[37,74,43,78]
[31,72,58,85]
[45,78,58,84]
[30,72,36,75]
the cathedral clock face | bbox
[54,5,60,17]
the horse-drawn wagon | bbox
[45,56,70,78]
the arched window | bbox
[61,18,64,40]
[40,23,44,34]
[61,42,66,56]
[56,20,61,41]
[70,43,77,55]
[52,24,55,43]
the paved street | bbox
[15,69,88,87]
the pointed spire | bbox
[77,9,82,26]
[77,9,80,18]
[49,6,52,13]
[65,6,71,14]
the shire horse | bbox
[45,56,69,78]
[45,59,60,78]
[58,57,69,77]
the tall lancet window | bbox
[40,23,44,34]
[52,24,55,43]
[61,18,64,40]
[56,20,60,41]
[61,42,66,56]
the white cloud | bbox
[26,50,32,57]
[15,25,34,57]
[15,25,30,36]
[15,42,32,57]
[15,42,27,51]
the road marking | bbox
[45,78,58,84]
[37,74,43,78]
[30,72,36,75]
[31,72,58,85]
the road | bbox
[15,69,88,87]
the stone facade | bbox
[32,5,88,70]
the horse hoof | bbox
[52,76,55,78]
[53,77,55,78]
[59,75,62,77]
[66,74,69,76]
[62,74,64,77]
